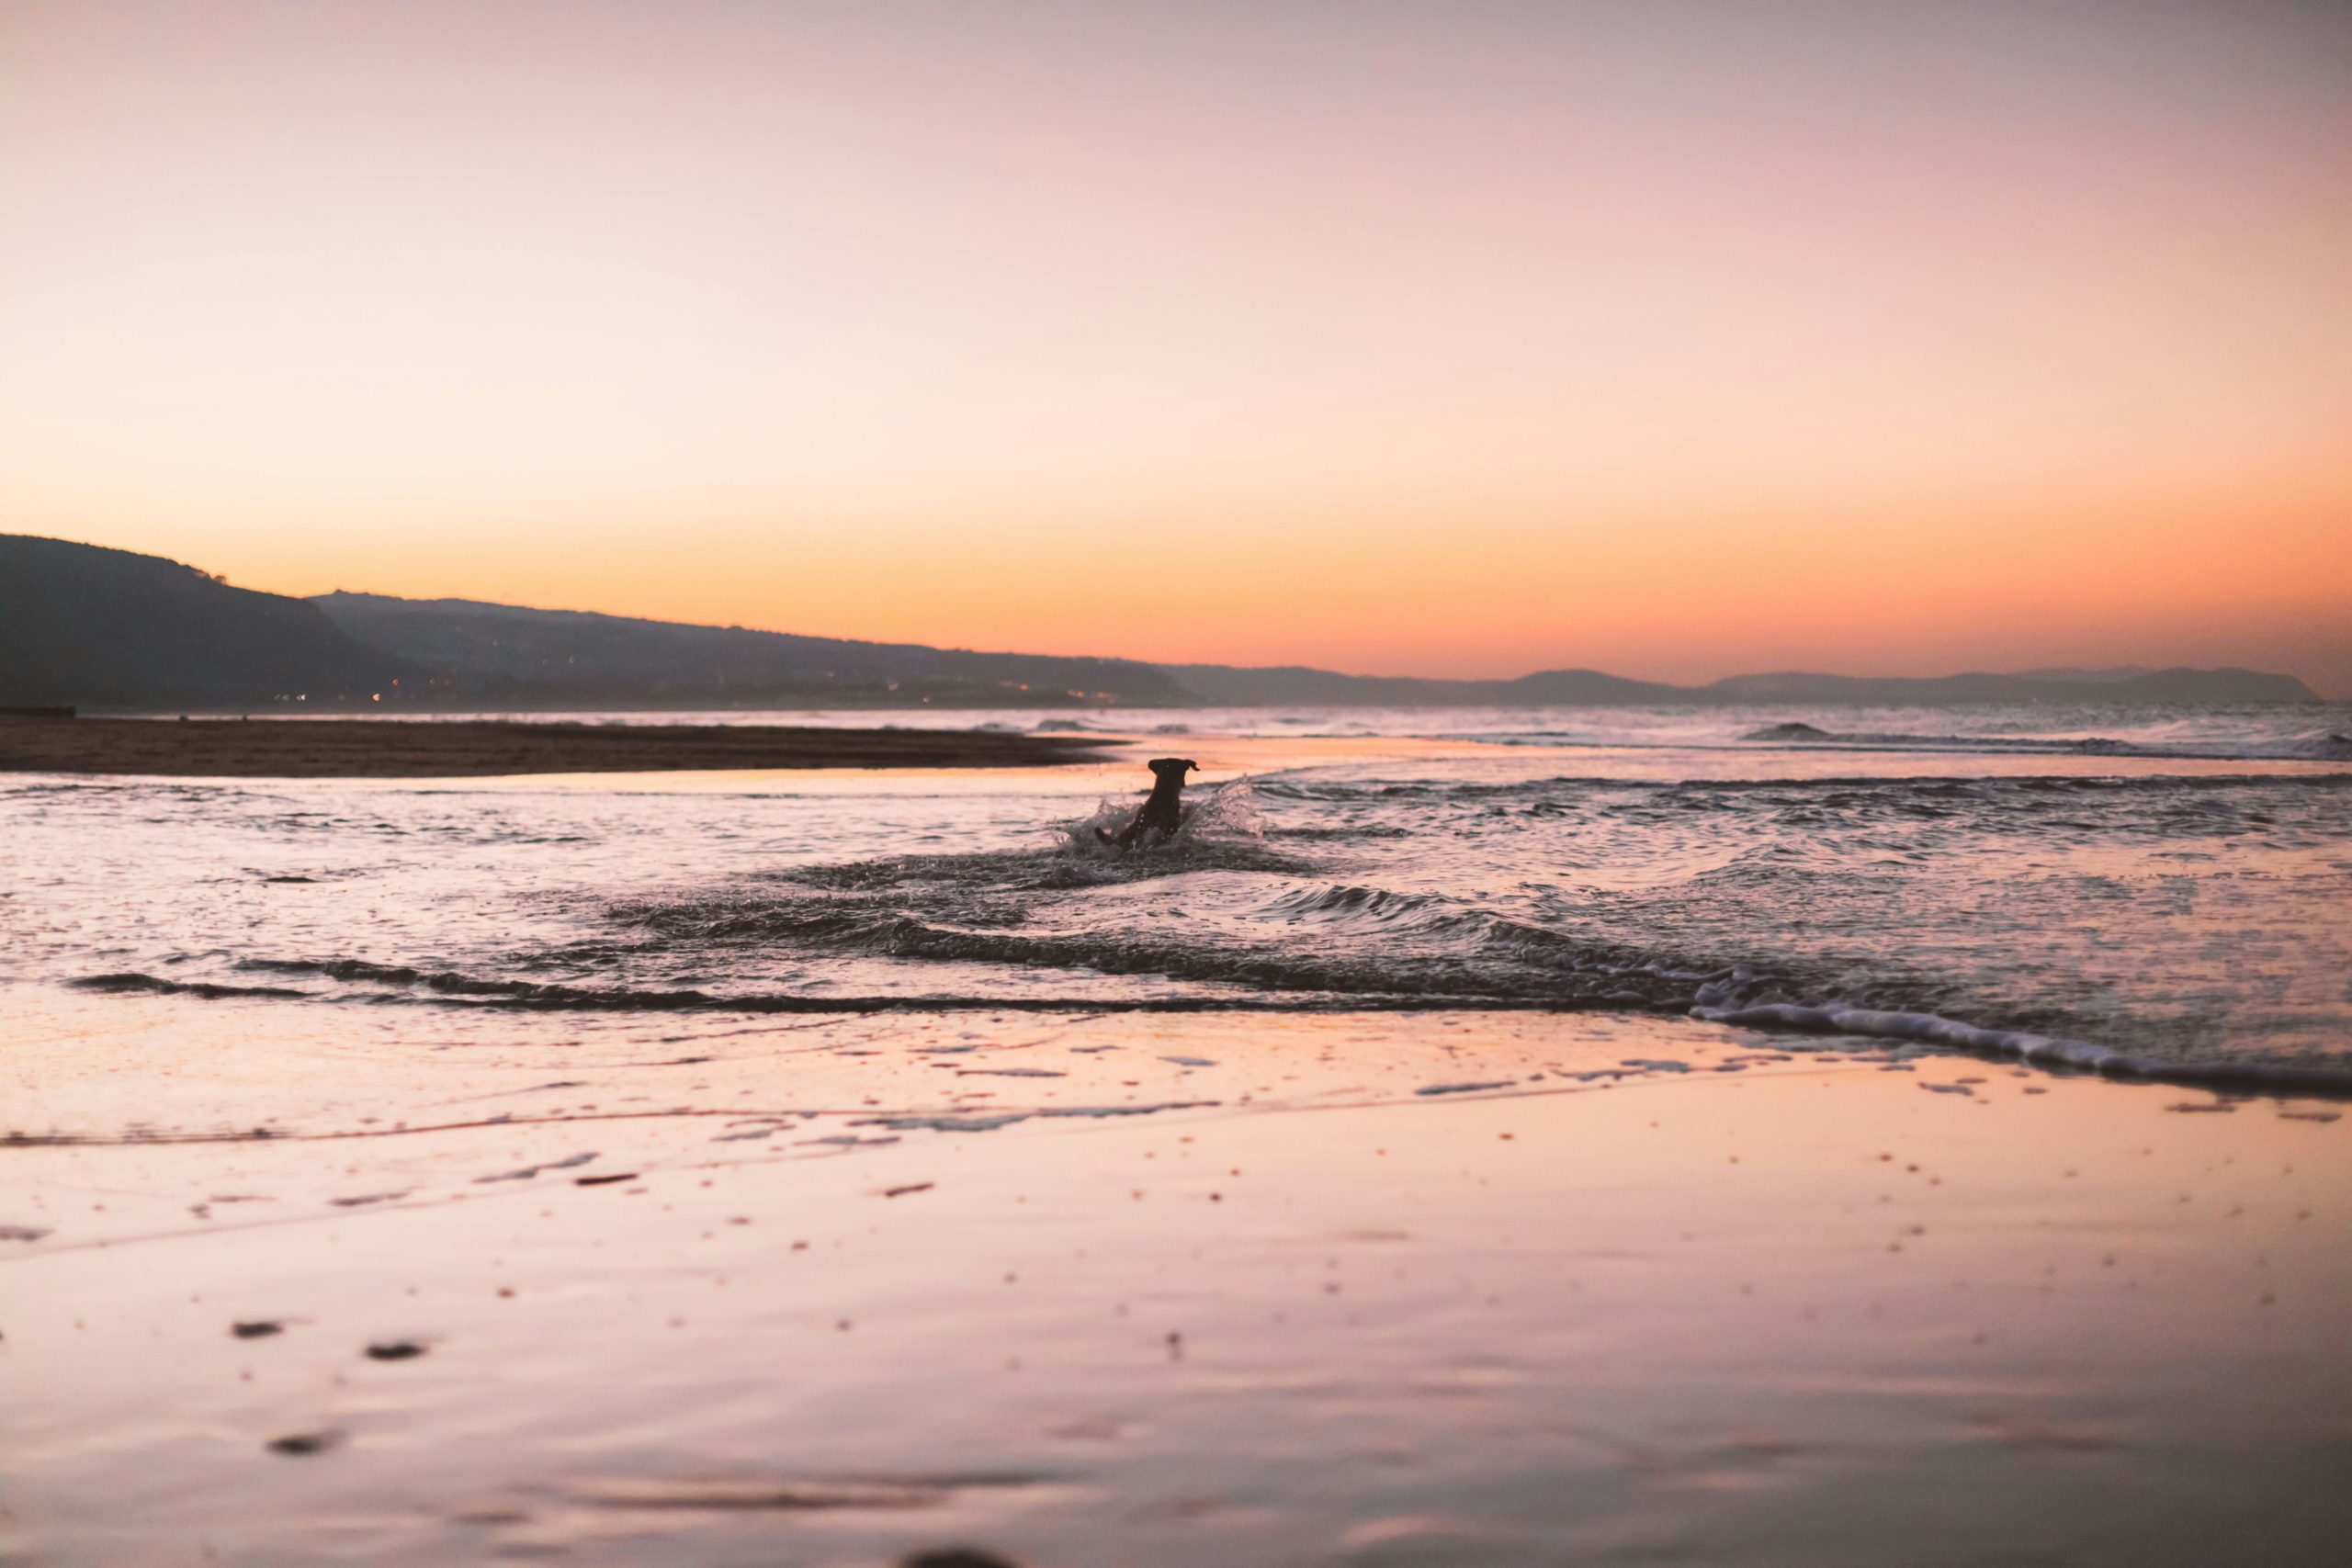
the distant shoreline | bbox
[6,536,2337,711]
[0,717,1114,778]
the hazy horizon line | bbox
[309,579,2337,697]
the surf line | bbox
[0,1099,1224,1149]
[1693,1003,2352,1100]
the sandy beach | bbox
[5,997,2346,1567]
[0,717,1112,777]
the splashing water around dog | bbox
[1066,771,1262,857]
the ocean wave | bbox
[1417,723,2352,761]
[68,972,312,1000]
[1243,773,2352,850]
[72,970,1577,1016]
[1691,1003,2352,1096]
[1252,772,2352,803]
[236,956,428,984]
[1264,883,1464,926]
[72,958,2352,1096]
[1729,723,2352,761]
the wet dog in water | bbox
[1101,758,1198,850]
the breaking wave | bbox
[1731,722,2352,761]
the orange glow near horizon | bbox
[4,2,2348,693]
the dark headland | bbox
[0,718,1111,778]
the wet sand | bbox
[0,717,1113,777]
[5,998,2346,1567]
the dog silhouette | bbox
[1102,757,1198,849]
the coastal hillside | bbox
[0,535,408,709]
[310,592,1193,708]
[0,536,1188,710]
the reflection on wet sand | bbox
[6,999,2346,1566]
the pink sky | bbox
[4,2,2347,691]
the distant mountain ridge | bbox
[1693,668,2319,706]
[0,535,2324,709]
[311,592,1193,708]
[1156,664,1684,705]
[1160,663,2318,706]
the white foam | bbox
[1690,1002,2352,1095]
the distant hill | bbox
[1697,669,2320,705]
[0,535,408,709]
[310,592,1193,708]
[1161,664,1683,705]
[1164,661,2316,706]
[1,535,2323,710]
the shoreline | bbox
[59,970,2352,1100]
[5,999,2346,1565]
[0,716,1114,778]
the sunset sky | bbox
[4,1,2348,692]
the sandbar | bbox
[0,716,1113,777]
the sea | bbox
[10,699,2352,1567]
[7,700,2349,1090]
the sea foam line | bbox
[1690,1002,2352,1097]
[66,974,2352,1097]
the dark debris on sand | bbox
[365,1340,427,1360]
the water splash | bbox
[1057,776,1264,856]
